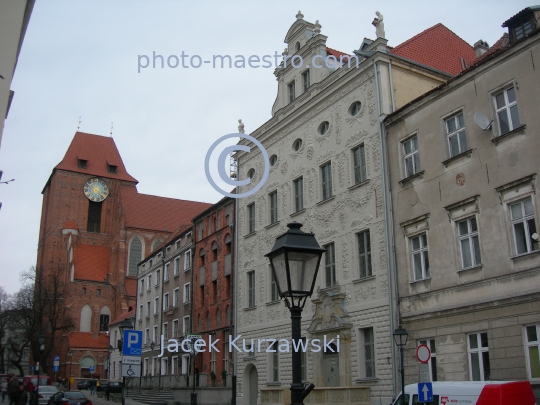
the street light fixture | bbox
[265,222,325,405]
[67,350,73,390]
[117,319,134,405]
[393,325,409,401]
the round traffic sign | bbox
[416,344,431,364]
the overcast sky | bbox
[0,0,531,294]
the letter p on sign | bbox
[122,330,143,356]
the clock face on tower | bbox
[83,177,109,202]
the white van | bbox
[391,381,536,405]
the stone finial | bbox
[283,47,288,56]
[372,11,385,39]
[314,20,321,35]
[238,119,245,134]
[296,10,304,20]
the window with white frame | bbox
[173,288,180,307]
[247,271,255,307]
[411,233,430,281]
[181,354,190,374]
[172,356,178,375]
[269,191,278,224]
[140,279,144,294]
[321,162,333,200]
[146,301,150,318]
[183,283,190,304]
[175,240,181,250]
[156,269,160,286]
[358,230,372,278]
[294,177,304,212]
[144,358,149,376]
[184,251,191,270]
[163,293,169,311]
[270,269,279,302]
[147,274,152,290]
[418,339,437,381]
[458,217,482,269]
[288,80,295,103]
[163,322,168,340]
[183,316,190,335]
[525,324,540,379]
[145,328,150,344]
[174,257,180,276]
[302,69,310,92]
[138,304,143,321]
[510,197,538,255]
[152,357,157,375]
[357,327,375,379]
[268,341,279,382]
[164,263,170,281]
[353,144,367,184]
[494,86,521,135]
[161,358,167,375]
[403,136,420,177]
[445,112,468,157]
[248,203,255,234]
[172,319,179,338]
[324,242,336,287]
[154,297,159,314]
[153,325,158,343]
[468,332,490,381]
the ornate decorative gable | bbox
[308,286,352,333]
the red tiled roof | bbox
[326,46,350,60]
[391,23,476,76]
[55,132,138,183]
[109,309,135,326]
[68,332,109,349]
[120,185,212,232]
[73,244,110,281]
[63,219,78,230]
[474,33,510,64]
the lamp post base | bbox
[190,392,197,405]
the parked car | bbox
[99,381,124,394]
[23,375,52,394]
[34,385,59,405]
[47,391,92,405]
[75,380,95,390]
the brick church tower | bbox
[36,132,211,381]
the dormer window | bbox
[503,7,539,44]
[78,159,87,169]
[108,164,118,174]
[513,19,534,41]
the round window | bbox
[293,139,303,151]
[269,155,278,166]
[349,101,362,116]
[247,168,255,179]
[318,121,330,135]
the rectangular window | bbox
[197,221,203,241]
[353,145,367,184]
[184,251,191,270]
[163,293,169,311]
[146,301,150,318]
[494,86,520,135]
[294,177,304,212]
[403,136,420,177]
[183,283,190,303]
[183,316,190,335]
[468,332,490,381]
[269,191,278,224]
[358,230,372,278]
[172,319,179,338]
[87,201,102,233]
[173,288,180,307]
[302,69,310,92]
[510,197,538,254]
[419,339,437,381]
[324,242,336,287]
[458,217,482,269]
[99,315,109,332]
[175,240,181,249]
[248,203,256,234]
[140,279,144,294]
[364,327,375,378]
[147,275,152,290]
[138,305,143,321]
[525,324,540,379]
[288,81,295,103]
[153,325,158,343]
[78,159,87,169]
[269,341,279,382]
[411,233,430,281]
[174,257,180,276]
[107,164,117,174]
[163,323,168,340]
[247,270,255,307]
[446,112,468,157]
[514,19,533,40]
[321,162,333,200]
[270,270,279,302]
[156,270,160,286]
[145,328,150,344]
[154,297,159,314]
[164,263,170,281]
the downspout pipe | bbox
[373,58,397,397]
[232,157,239,405]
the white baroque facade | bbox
[234,12,449,405]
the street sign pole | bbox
[121,330,143,405]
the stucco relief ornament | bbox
[372,12,385,39]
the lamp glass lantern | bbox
[392,325,409,348]
[265,222,326,308]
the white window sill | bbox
[244,231,257,239]
[510,249,540,260]
[265,221,280,230]
[352,275,376,284]
[492,124,526,146]
[290,209,306,218]
[457,264,483,273]
[244,306,257,311]
[348,179,370,191]
[317,195,335,206]
[409,277,431,285]
[266,300,281,306]
[354,377,379,383]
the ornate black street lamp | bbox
[265,222,325,405]
[393,325,409,401]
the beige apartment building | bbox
[384,6,540,401]
[233,11,474,405]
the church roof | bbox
[68,332,109,349]
[73,244,110,282]
[120,185,212,232]
[391,23,477,76]
[109,309,135,326]
[54,132,138,183]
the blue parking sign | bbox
[418,382,433,402]
[122,330,143,356]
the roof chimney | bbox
[473,40,489,57]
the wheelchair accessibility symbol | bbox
[127,366,135,377]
